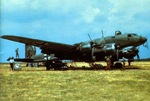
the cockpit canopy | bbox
[115,30,122,35]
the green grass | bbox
[0,62,150,101]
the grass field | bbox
[0,62,150,101]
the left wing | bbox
[1,35,75,53]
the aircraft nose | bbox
[139,36,147,43]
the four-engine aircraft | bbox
[1,31,147,70]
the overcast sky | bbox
[0,0,150,62]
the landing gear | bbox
[89,62,104,70]
[128,59,134,66]
[45,61,51,70]
[114,62,122,69]
[45,60,68,71]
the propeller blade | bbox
[91,47,95,60]
[88,33,93,41]
[79,42,82,51]
[74,42,82,51]
[115,44,120,60]
[137,53,140,60]
[116,49,119,60]
[91,47,94,60]
[88,33,95,60]
[134,47,140,60]
[143,41,149,49]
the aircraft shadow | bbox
[20,66,142,71]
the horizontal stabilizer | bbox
[14,58,34,62]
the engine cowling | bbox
[103,43,116,53]
[90,43,116,54]
[121,46,139,58]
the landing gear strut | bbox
[45,61,51,70]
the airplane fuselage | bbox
[49,33,147,61]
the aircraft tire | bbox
[93,64,103,70]
[46,65,50,70]
[95,65,99,70]
[54,66,62,70]
[114,62,122,69]
[45,62,51,70]
[97,64,104,70]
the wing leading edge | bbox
[1,35,74,53]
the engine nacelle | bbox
[103,43,116,53]
[121,46,139,58]
[91,43,116,55]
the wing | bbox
[14,58,48,62]
[1,35,74,54]
[14,58,34,62]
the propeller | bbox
[135,47,140,60]
[116,49,119,60]
[115,44,120,60]
[143,41,149,49]
[77,42,82,51]
[132,47,140,60]
[137,53,140,60]
[87,31,107,60]
[88,33,93,42]
[88,33,97,60]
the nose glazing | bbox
[139,36,147,43]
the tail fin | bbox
[25,44,36,58]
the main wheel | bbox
[45,62,51,70]
[54,65,62,70]
[93,64,104,70]
[114,62,122,69]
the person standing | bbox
[15,48,19,58]
[105,56,112,70]
[122,57,126,70]
[9,57,14,71]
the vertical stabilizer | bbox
[25,44,36,58]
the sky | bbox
[0,0,150,62]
